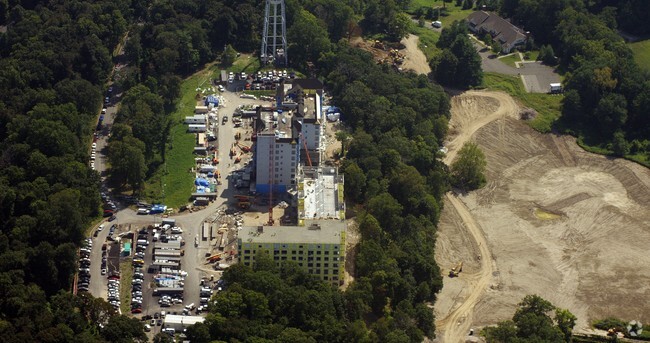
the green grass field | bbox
[408,0,474,26]
[629,40,650,72]
[410,25,441,60]
[142,66,215,209]
[119,260,133,314]
[498,53,521,68]
[482,72,563,133]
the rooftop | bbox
[299,167,343,220]
[239,220,346,245]
[164,315,205,325]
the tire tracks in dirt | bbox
[437,90,519,342]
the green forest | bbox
[1,0,649,342]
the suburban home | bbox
[466,11,528,53]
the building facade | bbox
[238,221,346,284]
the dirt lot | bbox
[435,91,650,342]
[401,34,431,75]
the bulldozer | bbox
[449,262,463,277]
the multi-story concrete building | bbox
[254,79,325,193]
[296,166,345,226]
[237,220,346,284]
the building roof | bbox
[299,167,344,221]
[239,220,346,245]
[164,315,205,326]
[466,11,526,48]
[292,78,323,90]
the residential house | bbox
[466,11,528,53]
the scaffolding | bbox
[261,0,288,65]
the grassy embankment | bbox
[481,72,563,133]
[629,39,650,72]
[143,54,269,209]
[119,259,133,314]
[142,66,214,208]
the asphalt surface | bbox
[87,78,268,322]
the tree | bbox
[538,44,557,65]
[611,130,630,156]
[450,141,487,190]
[101,315,147,343]
[222,44,237,67]
[288,9,332,69]
[186,322,211,343]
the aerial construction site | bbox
[434,91,650,342]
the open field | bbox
[482,73,563,133]
[629,40,650,72]
[434,90,650,342]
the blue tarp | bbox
[327,106,340,114]
[205,95,219,106]
[195,178,209,187]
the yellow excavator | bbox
[449,262,463,277]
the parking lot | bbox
[83,75,280,338]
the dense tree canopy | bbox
[450,141,487,190]
[430,20,483,88]
[483,295,576,343]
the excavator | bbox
[237,142,251,153]
[234,195,255,210]
[234,153,242,163]
[449,262,463,277]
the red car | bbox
[131,308,142,314]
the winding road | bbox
[436,91,519,342]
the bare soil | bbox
[435,91,650,342]
[400,35,431,75]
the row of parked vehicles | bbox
[77,238,94,293]
[131,228,149,314]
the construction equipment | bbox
[238,202,251,209]
[205,253,224,263]
[230,143,237,157]
[449,262,463,277]
[234,153,241,163]
[235,132,241,140]
[298,132,312,167]
[234,195,255,201]
[237,142,251,153]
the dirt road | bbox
[436,90,650,341]
[400,34,431,75]
[437,90,519,342]
[443,91,519,165]
[438,194,496,342]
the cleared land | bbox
[435,91,650,342]
[400,34,431,75]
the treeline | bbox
[203,45,450,343]
[0,0,149,340]
[500,0,650,159]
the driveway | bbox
[473,40,561,93]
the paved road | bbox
[88,78,267,320]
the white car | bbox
[101,268,106,275]
[92,143,97,149]
[217,85,225,92]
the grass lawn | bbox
[229,53,261,74]
[482,72,563,133]
[498,53,521,68]
[629,39,650,72]
[142,65,215,209]
[522,50,539,61]
[410,25,441,60]
[119,260,133,314]
[408,1,474,26]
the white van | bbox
[185,303,195,310]
[137,208,149,215]
[136,239,148,246]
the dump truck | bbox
[449,262,463,277]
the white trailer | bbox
[549,83,562,94]
[185,115,206,124]
[195,106,209,114]
[188,124,206,133]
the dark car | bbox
[222,115,228,125]
[157,319,162,326]
[108,215,117,222]
[93,230,99,237]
